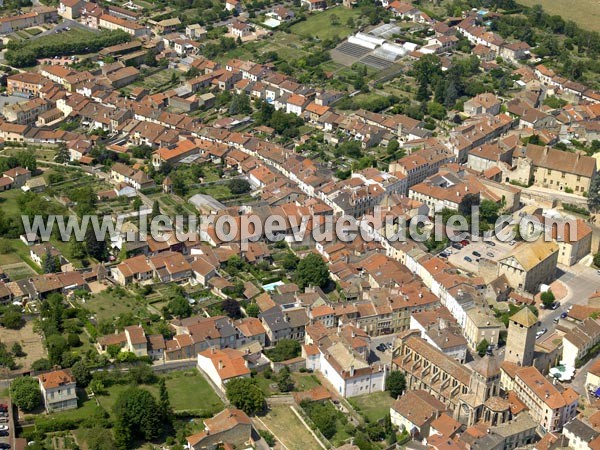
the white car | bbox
[0,425,8,431]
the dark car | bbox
[551,302,560,310]
[464,256,473,262]
[452,243,463,250]
[376,344,386,352]
[472,251,481,257]
[487,241,496,247]
[0,443,11,449]
[561,312,568,319]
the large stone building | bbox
[392,331,510,427]
[500,365,578,433]
[497,240,558,293]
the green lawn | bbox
[95,371,224,418]
[30,391,102,424]
[290,7,363,40]
[84,287,151,322]
[292,373,321,391]
[348,391,395,423]
[96,383,159,416]
[163,370,224,415]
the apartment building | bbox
[502,365,578,432]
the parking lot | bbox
[446,235,515,274]
[368,334,396,365]
[0,398,12,450]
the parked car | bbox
[536,328,547,339]
[553,317,560,324]
[0,443,10,450]
[452,243,463,250]
[551,302,560,310]
[486,252,494,257]
[460,239,469,246]
[487,241,496,247]
[561,312,568,319]
[464,256,473,262]
[472,251,481,257]
[0,425,8,431]
[376,344,386,352]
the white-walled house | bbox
[197,347,251,391]
[302,341,386,397]
[38,369,78,412]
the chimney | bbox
[218,360,223,370]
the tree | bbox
[151,200,161,220]
[458,193,480,216]
[89,378,106,395]
[69,236,87,261]
[282,253,299,271]
[385,371,405,399]
[594,252,600,268]
[10,376,42,412]
[277,367,294,392]
[167,296,192,319]
[87,427,115,450]
[11,342,25,357]
[221,298,242,319]
[54,144,70,164]
[85,226,108,261]
[295,253,330,289]
[46,334,68,366]
[246,303,260,318]
[480,199,501,224]
[225,378,265,415]
[158,378,173,426]
[229,178,251,195]
[1,307,24,329]
[0,343,16,370]
[71,361,92,387]
[476,338,490,357]
[113,386,163,448]
[588,174,600,212]
[42,247,59,274]
[387,139,399,155]
[31,358,51,371]
[266,339,301,362]
[144,49,157,67]
[541,290,555,309]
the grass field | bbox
[516,0,600,31]
[292,373,321,391]
[95,371,224,417]
[257,405,322,450]
[163,370,224,415]
[348,391,395,423]
[84,287,151,322]
[290,6,363,40]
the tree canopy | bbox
[295,253,330,289]
[10,376,42,412]
[385,371,406,399]
[225,378,265,415]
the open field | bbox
[163,370,224,415]
[348,391,395,423]
[83,287,152,322]
[290,7,363,40]
[256,405,322,450]
[0,321,47,371]
[516,0,600,31]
